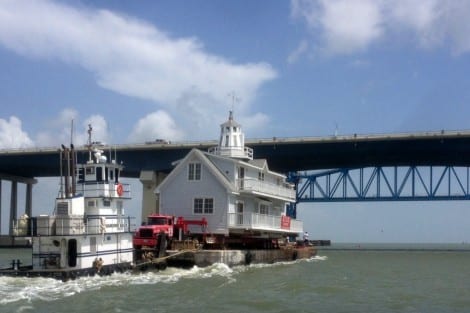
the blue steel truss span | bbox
[290,166,470,202]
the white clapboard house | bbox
[156,111,303,247]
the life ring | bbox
[116,183,124,197]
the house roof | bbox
[220,110,240,128]
[155,148,237,194]
[203,149,286,178]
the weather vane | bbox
[227,91,240,111]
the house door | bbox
[238,167,245,189]
[236,202,244,225]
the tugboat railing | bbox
[12,215,134,236]
[74,182,131,198]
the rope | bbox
[134,249,197,268]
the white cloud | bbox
[291,0,383,55]
[291,0,470,56]
[82,115,109,144]
[239,113,270,136]
[34,109,109,147]
[0,116,33,149]
[128,110,184,143]
[287,40,309,64]
[0,0,277,141]
[319,0,383,55]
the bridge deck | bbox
[1,130,470,178]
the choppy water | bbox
[1,245,470,313]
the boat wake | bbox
[0,256,327,304]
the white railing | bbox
[207,146,253,160]
[74,182,131,198]
[12,216,132,236]
[237,178,296,200]
[228,213,303,233]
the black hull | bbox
[0,262,133,281]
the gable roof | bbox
[155,148,237,194]
[248,159,268,170]
[203,150,286,179]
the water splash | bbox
[0,257,327,304]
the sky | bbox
[1,0,470,243]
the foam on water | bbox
[0,256,327,305]
[0,264,235,303]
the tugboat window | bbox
[77,168,84,182]
[115,169,119,183]
[96,167,103,182]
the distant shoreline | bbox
[318,247,470,252]
[316,242,470,252]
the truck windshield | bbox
[147,218,169,225]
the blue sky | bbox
[1,0,470,242]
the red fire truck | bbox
[133,214,207,260]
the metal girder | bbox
[290,166,470,203]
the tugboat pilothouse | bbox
[11,125,134,279]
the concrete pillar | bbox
[0,179,2,234]
[139,171,167,221]
[25,183,33,217]
[9,181,17,236]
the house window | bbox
[194,198,214,214]
[258,172,265,181]
[188,163,201,181]
[259,203,269,215]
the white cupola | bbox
[208,111,253,160]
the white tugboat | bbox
[2,125,134,280]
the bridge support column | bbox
[25,183,33,217]
[9,181,17,236]
[139,171,167,222]
[0,174,37,236]
[0,179,2,234]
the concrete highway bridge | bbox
[1,129,470,237]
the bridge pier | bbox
[9,181,17,236]
[0,180,2,234]
[139,171,167,221]
[0,174,37,235]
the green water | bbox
[1,246,470,313]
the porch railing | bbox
[236,178,295,200]
[228,212,303,233]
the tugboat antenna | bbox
[87,124,93,162]
[70,119,74,146]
